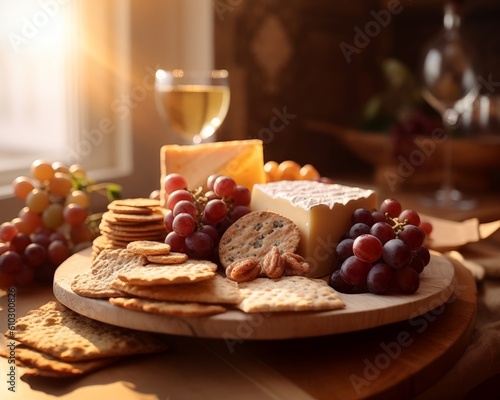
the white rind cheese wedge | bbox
[160,139,266,206]
[250,180,377,278]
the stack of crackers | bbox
[92,198,167,259]
[72,241,345,316]
[1,301,168,377]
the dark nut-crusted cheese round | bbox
[218,210,300,269]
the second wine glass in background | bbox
[419,0,480,209]
[155,69,230,144]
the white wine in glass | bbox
[155,69,230,144]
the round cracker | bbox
[107,204,154,214]
[111,198,160,208]
[110,212,164,223]
[126,240,172,255]
[218,210,300,269]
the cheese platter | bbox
[53,246,455,340]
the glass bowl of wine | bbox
[155,69,230,144]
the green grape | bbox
[30,159,55,182]
[69,164,86,178]
[51,161,69,173]
[42,203,65,229]
[49,172,73,197]
[66,190,89,208]
[12,176,36,200]
[26,189,50,213]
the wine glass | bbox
[419,0,479,209]
[155,69,230,144]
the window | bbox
[0,0,132,198]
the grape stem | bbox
[385,213,409,234]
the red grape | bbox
[213,176,236,198]
[383,239,413,269]
[335,239,354,267]
[398,225,425,250]
[367,263,394,294]
[49,231,68,246]
[31,233,51,248]
[173,200,197,219]
[340,256,372,286]
[353,234,383,263]
[348,223,370,239]
[204,199,227,224]
[0,251,23,274]
[371,210,387,224]
[329,269,354,293]
[63,203,88,226]
[0,243,10,256]
[380,198,402,217]
[164,231,187,253]
[24,243,47,267]
[398,209,420,226]
[199,224,219,245]
[413,246,431,267]
[370,221,396,244]
[47,240,70,266]
[229,205,251,222]
[164,210,174,232]
[172,213,196,237]
[352,208,374,226]
[166,189,193,211]
[163,173,188,194]
[0,222,18,242]
[19,207,43,232]
[419,221,433,235]
[185,231,213,259]
[232,185,251,206]
[12,217,31,235]
[206,174,221,191]
[11,232,32,253]
[409,256,425,274]
[395,267,420,294]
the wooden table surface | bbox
[0,260,477,400]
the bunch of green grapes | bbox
[0,160,120,288]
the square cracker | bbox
[109,297,227,317]
[0,342,121,377]
[146,252,188,264]
[236,276,345,313]
[71,248,148,298]
[117,259,218,285]
[5,301,168,362]
[112,274,241,304]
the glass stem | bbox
[441,120,454,194]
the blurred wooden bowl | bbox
[306,120,500,191]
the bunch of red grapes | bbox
[162,173,251,261]
[329,198,433,295]
[0,160,100,288]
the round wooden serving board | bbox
[53,247,455,340]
